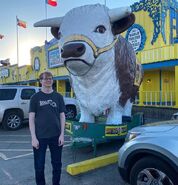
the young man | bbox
[29,71,66,185]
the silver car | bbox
[118,120,178,185]
[171,112,178,120]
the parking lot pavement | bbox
[0,126,126,185]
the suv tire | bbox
[2,111,23,130]
[65,105,77,120]
[130,156,178,185]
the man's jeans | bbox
[33,136,63,185]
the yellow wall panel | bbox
[141,71,160,103]
[175,66,178,107]
[161,71,175,102]
[57,80,66,95]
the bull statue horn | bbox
[34,17,63,27]
[109,6,132,23]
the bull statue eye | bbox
[94,25,106,33]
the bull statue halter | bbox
[63,34,118,58]
[61,34,118,76]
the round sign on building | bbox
[126,24,146,52]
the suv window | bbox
[21,89,36,100]
[0,89,17,100]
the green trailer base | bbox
[65,112,144,156]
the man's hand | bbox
[32,137,39,149]
[58,133,64,146]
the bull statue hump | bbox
[34,4,143,125]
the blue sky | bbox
[0,0,139,66]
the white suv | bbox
[0,85,79,130]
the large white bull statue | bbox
[34,4,143,125]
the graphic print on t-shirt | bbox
[39,99,57,108]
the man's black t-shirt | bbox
[29,91,66,139]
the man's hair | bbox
[39,71,53,80]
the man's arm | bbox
[29,112,39,149]
[58,112,66,146]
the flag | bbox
[46,0,57,7]
[17,18,27,28]
[0,34,4,39]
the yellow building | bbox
[0,0,178,108]
[0,41,72,97]
[127,0,178,108]
[30,41,72,96]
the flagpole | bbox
[104,0,106,6]
[16,16,19,82]
[45,0,48,41]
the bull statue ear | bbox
[112,14,135,35]
[108,6,135,35]
[51,27,60,39]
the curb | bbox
[66,152,118,175]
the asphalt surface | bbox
[0,124,127,185]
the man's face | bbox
[40,75,53,88]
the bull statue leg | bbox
[106,105,123,125]
[123,99,132,117]
[79,106,95,123]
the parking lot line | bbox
[8,153,33,160]
[0,135,30,137]
[0,144,71,160]
[0,152,8,160]
[0,134,70,137]
[0,144,71,152]
[1,168,13,180]
[0,152,33,161]
[0,141,30,143]
[0,140,71,144]
[0,149,33,152]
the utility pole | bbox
[16,16,19,82]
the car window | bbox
[21,89,36,100]
[0,89,17,100]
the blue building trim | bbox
[53,75,69,80]
[4,75,69,85]
[142,60,178,70]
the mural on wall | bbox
[131,0,178,45]
[161,0,178,44]
[45,39,63,68]
[48,48,61,68]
